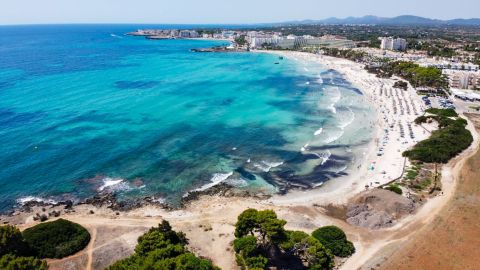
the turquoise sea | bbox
[0,25,373,211]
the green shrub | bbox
[22,219,90,259]
[106,221,219,270]
[404,114,473,163]
[0,254,48,270]
[233,236,258,257]
[425,108,458,117]
[414,116,428,125]
[386,185,403,195]
[233,209,334,270]
[312,226,355,258]
[0,225,31,257]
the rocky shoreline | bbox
[0,182,273,225]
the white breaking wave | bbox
[193,172,233,192]
[313,182,324,188]
[327,86,341,114]
[338,107,356,130]
[254,161,284,172]
[321,150,332,165]
[304,67,309,72]
[16,196,57,206]
[300,143,309,152]
[98,177,128,192]
[314,128,323,136]
[324,130,344,144]
[226,178,249,187]
[329,104,337,114]
[305,81,310,85]
[335,165,348,174]
[317,75,324,84]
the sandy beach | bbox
[2,51,479,270]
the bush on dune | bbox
[312,226,355,258]
[0,225,47,270]
[106,220,219,270]
[0,254,48,270]
[0,225,31,257]
[385,185,403,195]
[404,109,473,163]
[234,209,336,270]
[22,218,91,259]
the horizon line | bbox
[1,14,480,27]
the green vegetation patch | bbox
[22,219,91,259]
[425,108,458,118]
[404,109,473,163]
[412,178,432,190]
[312,226,356,258]
[234,209,342,270]
[106,220,219,270]
[385,185,403,195]
[0,254,48,270]
[0,225,30,257]
[0,225,47,270]
[366,61,448,90]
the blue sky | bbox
[1,0,479,25]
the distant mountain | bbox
[281,15,480,26]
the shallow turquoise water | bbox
[0,25,373,211]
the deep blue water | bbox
[0,25,373,211]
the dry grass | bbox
[379,114,480,270]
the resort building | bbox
[380,37,407,51]
[419,60,479,71]
[179,30,199,38]
[250,35,355,50]
[444,70,480,89]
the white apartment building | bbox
[380,37,407,51]
[179,30,199,38]
[250,35,355,50]
[444,70,480,89]
[419,61,479,71]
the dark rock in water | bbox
[64,200,73,209]
[235,167,256,180]
[221,98,234,106]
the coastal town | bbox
[129,27,480,103]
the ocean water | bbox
[0,25,373,211]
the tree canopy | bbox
[0,225,48,270]
[22,219,91,259]
[0,254,48,270]
[0,225,30,257]
[312,226,355,258]
[404,109,473,163]
[234,209,336,270]
[106,220,219,270]
[366,61,448,90]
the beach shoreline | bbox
[2,50,476,270]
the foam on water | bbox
[254,160,284,172]
[301,143,309,152]
[193,172,233,192]
[317,74,324,84]
[98,177,127,192]
[338,107,356,130]
[16,196,57,206]
[315,150,331,165]
[314,128,323,136]
[324,130,345,144]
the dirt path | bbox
[375,114,480,270]
[86,227,97,270]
